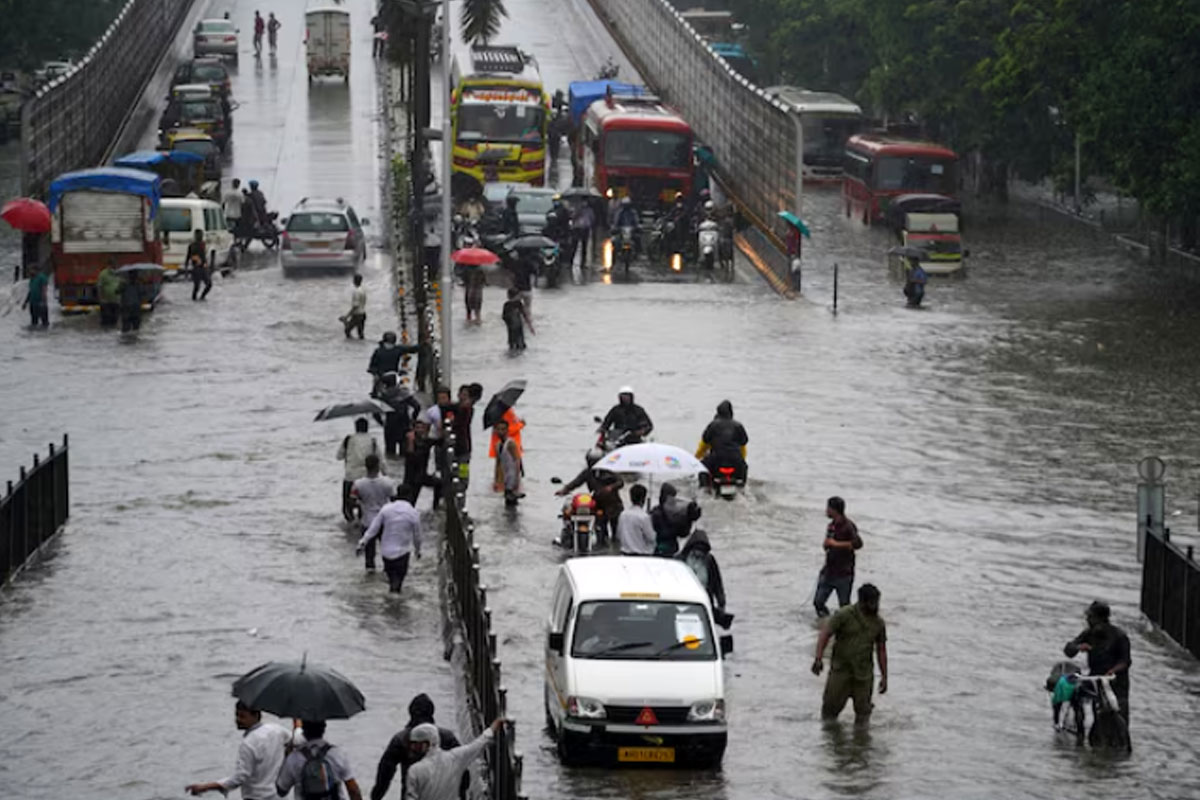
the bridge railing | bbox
[20,0,196,195]
[589,0,799,272]
[1142,528,1200,659]
[2,435,70,585]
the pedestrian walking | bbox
[463,267,485,324]
[186,701,291,799]
[337,418,381,521]
[224,178,245,238]
[651,483,701,556]
[402,419,441,509]
[1064,600,1132,725]
[405,719,504,800]
[511,257,535,315]
[679,530,732,626]
[813,496,863,617]
[275,720,363,800]
[570,200,595,269]
[357,485,422,593]
[343,274,367,339]
[376,373,421,459]
[616,484,656,555]
[812,583,888,725]
[253,11,264,56]
[501,288,534,351]
[97,260,121,327]
[492,419,523,507]
[267,13,281,53]
[22,266,49,328]
[351,454,395,572]
[421,386,453,442]
[448,384,480,489]
[370,693,466,800]
[188,230,212,301]
[119,274,143,332]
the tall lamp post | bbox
[439,0,453,386]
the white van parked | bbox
[159,197,235,276]
[544,556,732,767]
[306,6,351,82]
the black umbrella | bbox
[506,235,557,251]
[451,172,483,202]
[559,186,602,200]
[232,656,365,720]
[314,399,388,422]
[483,379,527,428]
[889,245,929,260]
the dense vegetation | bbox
[0,0,125,71]
[729,0,1200,240]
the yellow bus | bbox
[451,45,548,186]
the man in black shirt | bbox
[370,693,465,800]
[187,230,211,301]
[1065,600,1132,723]
[814,496,863,617]
[599,386,653,444]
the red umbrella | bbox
[451,247,500,266]
[1,198,52,234]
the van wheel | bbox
[556,731,583,766]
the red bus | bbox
[579,90,694,213]
[843,133,958,224]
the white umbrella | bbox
[592,443,708,477]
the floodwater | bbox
[3,0,1200,799]
[0,1,462,799]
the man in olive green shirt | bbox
[812,583,888,723]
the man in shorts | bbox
[812,583,888,724]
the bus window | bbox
[604,131,690,169]
[876,157,955,193]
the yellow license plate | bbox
[618,747,674,763]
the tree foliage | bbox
[460,0,508,46]
[0,0,125,71]
[729,0,1200,215]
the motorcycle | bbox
[697,218,719,273]
[540,244,562,288]
[234,211,280,252]
[559,492,600,554]
[615,225,636,276]
[596,56,620,80]
[591,417,639,453]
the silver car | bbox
[194,19,239,62]
[280,198,369,274]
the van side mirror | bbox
[548,631,564,654]
[720,634,734,656]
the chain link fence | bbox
[589,0,798,277]
[20,0,196,195]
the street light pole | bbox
[439,0,453,386]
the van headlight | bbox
[566,696,607,719]
[688,699,725,722]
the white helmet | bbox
[704,200,715,211]
[618,385,634,397]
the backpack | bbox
[299,744,339,800]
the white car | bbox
[544,556,731,768]
[159,198,236,277]
[194,19,239,62]
[280,198,369,274]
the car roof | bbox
[190,58,228,69]
[291,197,354,214]
[198,18,234,25]
[171,131,215,143]
[563,556,709,605]
[174,83,214,93]
[161,197,220,210]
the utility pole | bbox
[439,0,453,385]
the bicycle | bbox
[1058,674,1131,752]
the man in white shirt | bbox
[358,485,422,593]
[421,386,452,441]
[276,720,362,800]
[405,720,502,800]
[223,178,245,236]
[343,274,367,340]
[617,484,656,555]
[186,702,290,800]
[351,453,395,572]
[337,418,382,522]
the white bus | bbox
[765,86,863,182]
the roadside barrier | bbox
[1142,527,1200,660]
[1,435,70,586]
[21,0,197,194]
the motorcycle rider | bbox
[599,386,653,445]
[501,195,521,239]
[611,196,640,259]
[245,180,269,229]
[664,193,689,253]
[556,449,624,547]
[543,195,571,243]
[695,400,748,485]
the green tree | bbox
[460,0,508,45]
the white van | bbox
[306,6,351,82]
[159,198,236,276]
[544,556,732,767]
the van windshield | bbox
[571,600,715,660]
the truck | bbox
[306,6,352,82]
[47,168,163,311]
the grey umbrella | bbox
[888,245,929,260]
[314,399,388,422]
[232,655,365,720]
[559,186,602,200]
[506,235,557,251]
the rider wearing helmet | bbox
[556,447,625,547]
[246,179,269,228]
[696,400,749,483]
[1064,600,1132,725]
[544,193,571,243]
[613,195,639,229]
[600,386,653,444]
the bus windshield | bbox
[604,130,691,170]
[875,156,956,193]
[457,104,545,145]
[803,116,862,165]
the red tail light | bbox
[719,467,735,476]
[281,232,291,250]
[224,36,236,42]
[343,232,356,250]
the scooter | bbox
[615,225,636,276]
[559,492,599,554]
[540,244,562,288]
[697,218,719,273]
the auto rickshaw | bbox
[112,149,219,201]
[885,193,968,276]
[157,93,229,151]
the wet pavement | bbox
[4,0,1200,799]
[1,2,461,798]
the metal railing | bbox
[2,435,70,585]
[588,0,798,265]
[1142,528,1200,660]
[20,0,196,195]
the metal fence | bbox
[2,435,70,585]
[589,0,797,265]
[1142,528,1200,660]
[20,0,196,195]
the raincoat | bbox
[679,530,726,611]
[97,268,122,305]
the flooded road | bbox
[3,0,1200,798]
[1,2,460,798]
